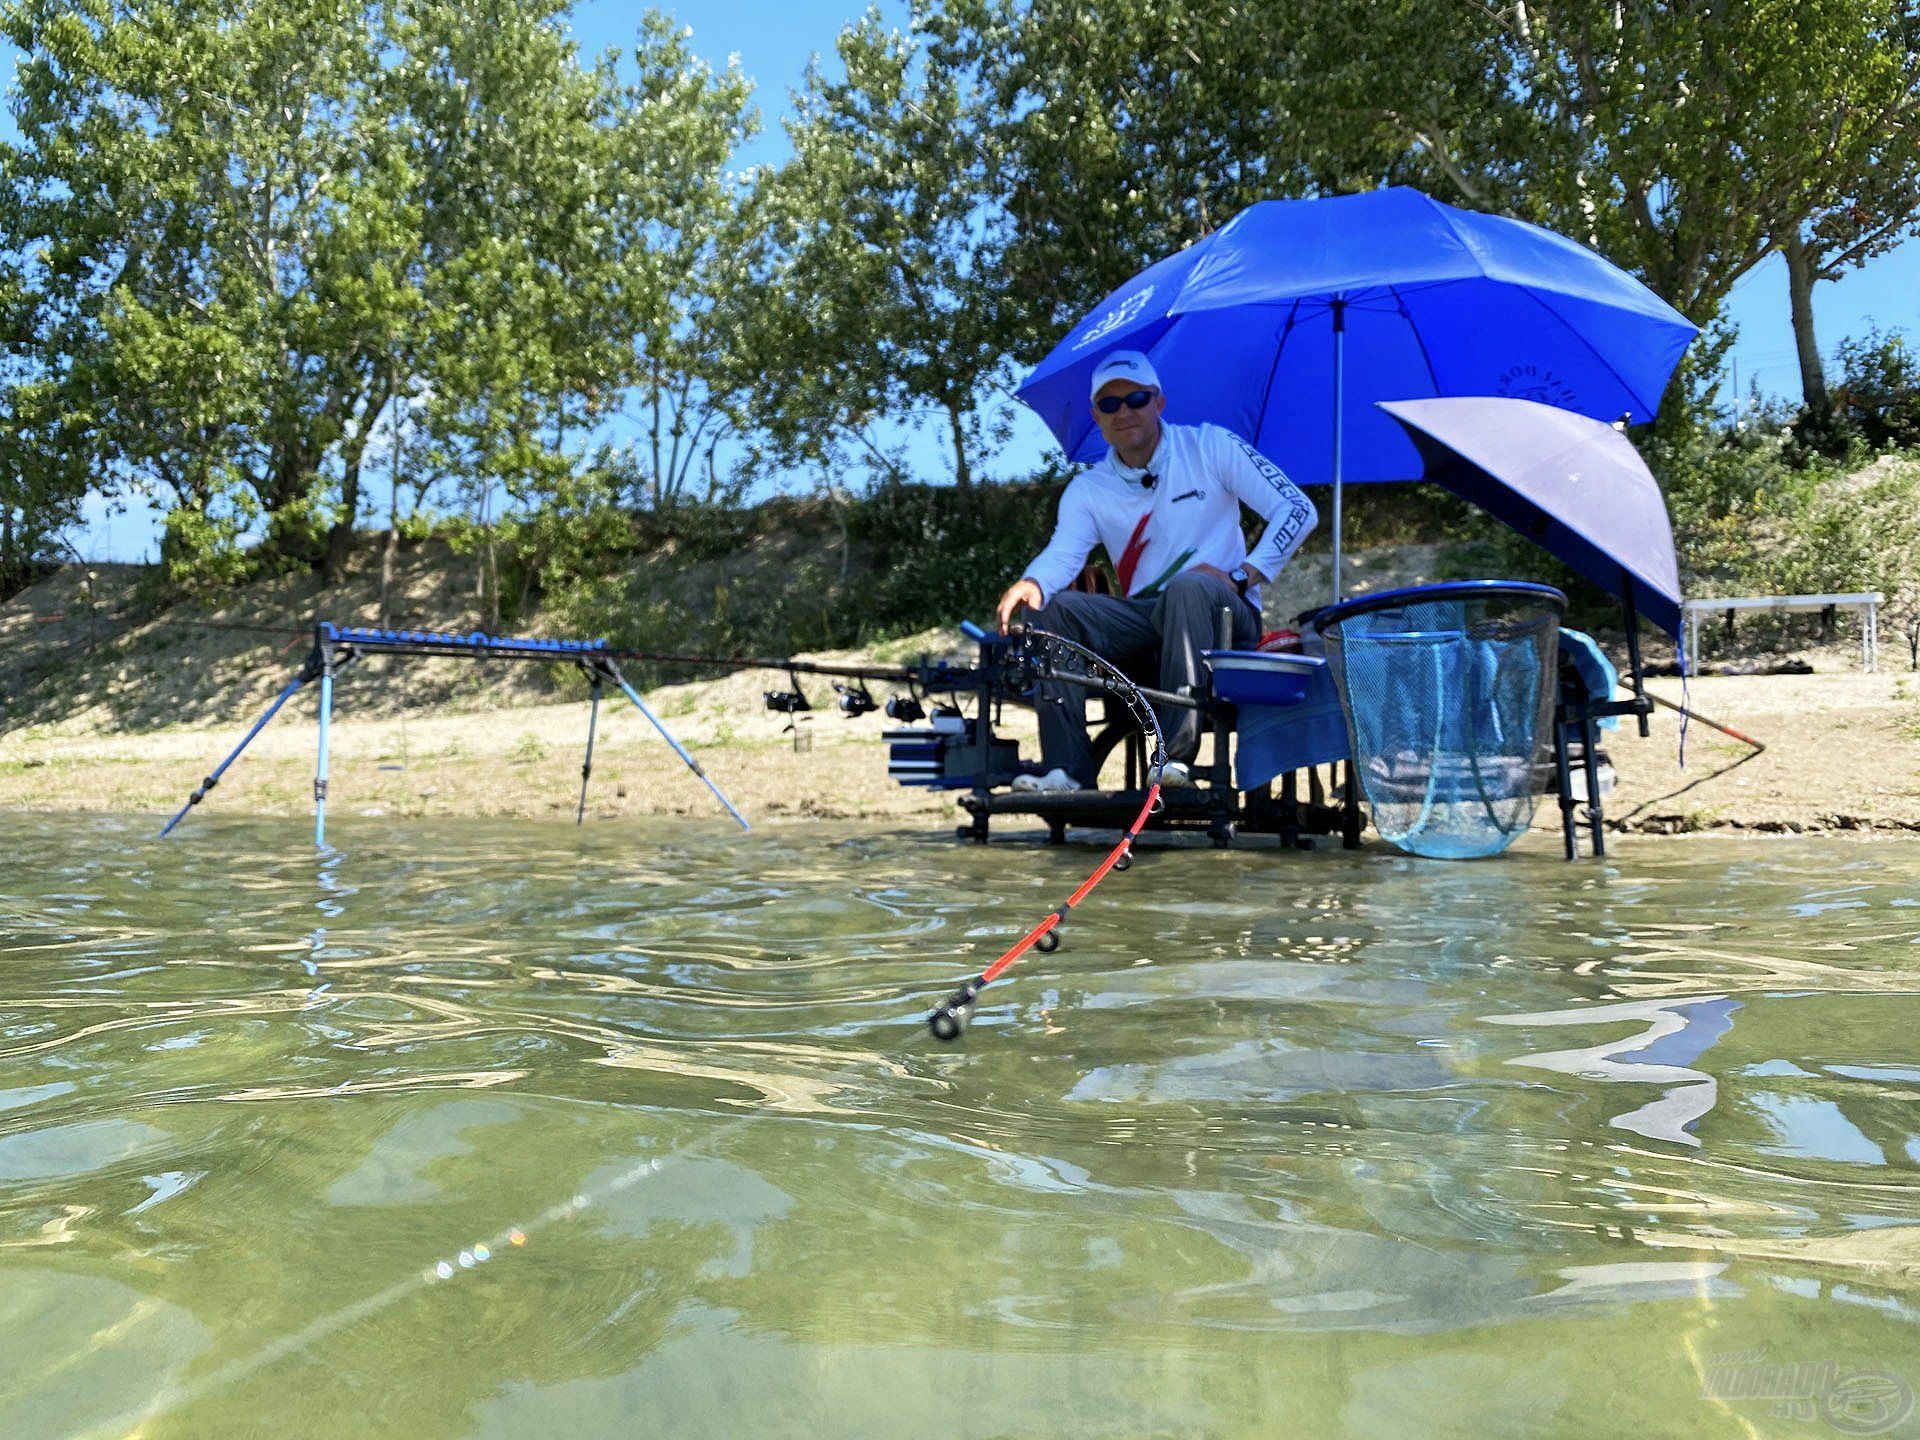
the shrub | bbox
[846,479,1057,641]
[1778,456,1920,668]
[1832,328,1920,452]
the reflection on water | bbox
[0,814,1918,1437]
[1485,995,1738,1147]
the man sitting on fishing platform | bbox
[995,350,1318,792]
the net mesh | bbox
[1318,585,1564,859]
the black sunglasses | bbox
[1095,389,1156,415]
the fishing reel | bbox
[764,675,811,714]
[927,980,979,1043]
[995,626,1049,698]
[834,681,877,718]
[884,693,925,724]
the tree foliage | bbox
[2,0,1917,614]
[1295,0,1920,330]
[928,0,1374,365]
[729,5,1015,493]
[0,0,752,586]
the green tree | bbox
[1775,7,1920,421]
[931,0,1355,366]
[1297,0,1920,430]
[0,0,752,589]
[931,0,1918,432]
[1832,326,1920,449]
[2,0,403,582]
[733,5,1019,493]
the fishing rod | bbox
[925,626,1168,1043]
[1646,691,1766,752]
[595,645,915,685]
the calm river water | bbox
[1,812,1917,1438]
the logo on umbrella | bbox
[1073,286,1155,351]
[1496,363,1578,409]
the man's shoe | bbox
[1156,760,1196,788]
[1011,767,1082,794]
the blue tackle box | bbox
[1202,649,1326,706]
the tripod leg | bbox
[605,662,750,830]
[314,659,335,848]
[576,678,602,825]
[159,672,310,837]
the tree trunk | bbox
[483,531,499,630]
[946,400,972,491]
[321,456,361,588]
[377,524,399,628]
[1784,232,1830,419]
[324,376,395,588]
[945,399,974,517]
[322,516,355,588]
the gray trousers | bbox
[1029,571,1260,784]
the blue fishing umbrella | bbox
[1378,396,1684,638]
[1015,187,1698,597]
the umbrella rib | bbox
[1253,300,1304,443]
[1385,283,1444,395]
[1340,281,1451,309]
[1512,286,1658,421]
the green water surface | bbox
[1,813,1918,1438]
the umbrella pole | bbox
[1331,297,1347,602]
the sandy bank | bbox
[3,662,1915,840]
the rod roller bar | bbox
[318,622,609,654]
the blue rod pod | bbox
[315,662,334,847]
[608,672,751,831]
[159,672,311,836]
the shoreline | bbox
[4,667,1916,840]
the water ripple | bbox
[1,814,1918,1435]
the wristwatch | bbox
[1229,566,1251,598]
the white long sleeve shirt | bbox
[1023,422,1317,611]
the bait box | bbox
[1202,650,1325,707]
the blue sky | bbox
[13,0,1917,561]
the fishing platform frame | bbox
[160,617,1365,852]
[944,618,1362,851]
[160,605,1634,859]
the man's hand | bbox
[996,577,1043,634]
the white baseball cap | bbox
[1088,349,1161,400]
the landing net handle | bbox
[926,626,1167,1043]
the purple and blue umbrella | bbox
[1015,187,1698,597]
[1378,395,1684,638]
